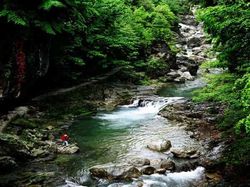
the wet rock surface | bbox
[159,100,224,143]
[147,139,172,152]
[90,164,142,180]
[56,143,80,154]
[141,166,156,175]
[159,99,226,176]
[166,13,212,83]
[128,158,150,167]
[160,159,175,171]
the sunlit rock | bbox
[171,147,199,159]
[147,139,171,152]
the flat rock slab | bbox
[56,144,79,154]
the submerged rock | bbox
[89,164,142,180]
[147,139,171,152]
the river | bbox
[59,10,215,187]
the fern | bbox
[40,0,65,10]
[0,9,27,26]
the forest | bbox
[0,0,249,186]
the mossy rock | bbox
[0,133,33,160]
[11,118,39,129]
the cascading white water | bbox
[138,167,205,187]
[63,167,206,187]
[96,97,184,127]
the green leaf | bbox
[0,10,27,26]
[40,0,65,10]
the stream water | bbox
[62,78,207,187]
[59,11,214,187]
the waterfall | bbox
[96,97,184,126]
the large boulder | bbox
[90,164,142,180]
[147,139,172,152]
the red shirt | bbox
[60,134,69,141]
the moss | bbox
[11,118,39,129]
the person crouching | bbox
[60,133,69,146]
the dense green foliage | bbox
[194,0,250,135]
[193,0,250,170]
[0,0,188,100]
